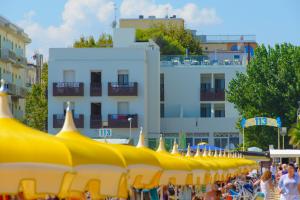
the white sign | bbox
[99,129,112,137]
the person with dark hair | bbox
[277,166,283,182]
[278,163,300,199]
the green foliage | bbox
[25,63,48,131]
[227,44,300,150]
[288,123,300,148]
[73,34,112,48]
[136,25,202,55]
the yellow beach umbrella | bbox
[109,129,162,190]
[0,80,73,199]
[56,103,128,199]
[195,147,226,183]
[155,137,191,186]
[184,144,211,185]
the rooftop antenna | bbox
[112,2,117,29]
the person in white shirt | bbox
[270,162,277,183]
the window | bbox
[215,78,225,91]
[160,73,164,101]
[200,103,211,118]
[63,70,75,82]
[148,138,157,150]
[160,103,165,118]
[186,137,193,147]
[117,102,129,114]
[214,133,240,150]
[118,70,129,85]
[91,71,101,83]
[63,102,75,115]
[214,104,225,118]
[91,103,101,117]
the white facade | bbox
[48,28,249,149]
[48,29,160,144]
[160,58,246,150]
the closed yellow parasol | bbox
[108,129,162,190]
[156,137,191,186]
[0,80,73,199]
[56,103,128,199]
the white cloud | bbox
[18,0,221,60]
[18,0,115,61]
[120,0,222,28]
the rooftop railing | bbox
[197,35,256,43]
[161,54,247,66]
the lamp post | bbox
[128,117,132,139]
[280,127,287,150]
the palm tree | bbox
[288,122,300,148]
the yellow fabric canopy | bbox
[0,80,73,199]
[56,106,128,199]
[107,129,162,189]
[155,138,192,186]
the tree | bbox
[136,24,202,55]
[73,34,112,48]
[289,123,300,148]
[227,44,300,150]
[25,63,48,131]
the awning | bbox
[269,149,300,158]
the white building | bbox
[48,29,160,144]
[48,28,252,149]
[0,16,32,121]
[160,55,246,150]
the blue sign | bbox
[241,117,281,128]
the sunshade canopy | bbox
[0,79,73,198]
[56,103,128,199]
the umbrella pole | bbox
[160,186,164,200]
[141,190,143,200]
[174,186,178,200]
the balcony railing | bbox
[0,48,17,63]
[90,83,102,96]
[53,114,84,128]
[5,83,16,95]
[53,82,84,96]
[108,114,138,128]
[161,53,247,66]
[15,55,27,68]
[108,82,138,96]
[90,115,102,129]
[200,88,225,101]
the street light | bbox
[280,127,287,150]
[128,117,132,139]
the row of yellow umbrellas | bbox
[0,80,257,199]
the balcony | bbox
[90,115,102,129]
[5,83,16,95]
[0,48,17,63]
[15,55,27,68]
[90,83,102,96]
[200,89,225,101]
[53,114,84,128]
[53,82,84,96]
[108,82,138,96]
[108,114,138,128]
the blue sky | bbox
[1,0,299,59]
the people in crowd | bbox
[282,163,288,175]
[254,170,274,199]
[278,163,300,200]
[270,162,277,183]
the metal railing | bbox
[161,54,247,66]
[108,114,138,128]
[108,82,138,96]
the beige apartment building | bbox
[0,16,32,120]
[120,15,184,30]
